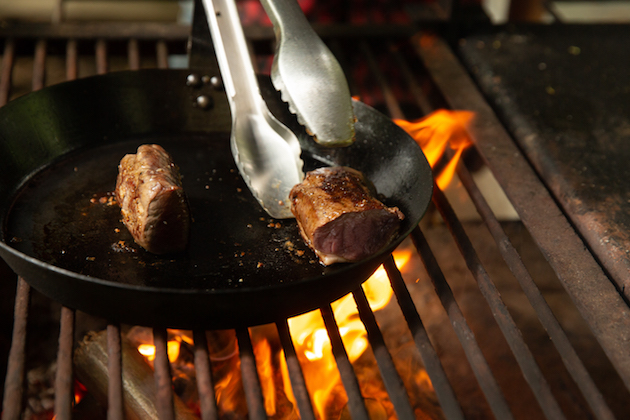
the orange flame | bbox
[137,340,181,363]
[129,251,416,419]
[255,339,278,416]
[136,331,189,363]
[415,369,434,392]
[214,364,243,415]
[287,249,412,418]
[74,380,87,405]
[394,110,474,190]
[279,349,295,405]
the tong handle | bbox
[200,0,304,219]
[201,0,261,114]
[260,0,317,39]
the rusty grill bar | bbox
[416,35,630,387]
[1,18,629,420]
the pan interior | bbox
[5,134,334,290]
[0,69,432,303]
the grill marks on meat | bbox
[115,144,190,254]
[290,166,404,265]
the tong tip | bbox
[273,72,356,147]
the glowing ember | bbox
[73,380,87,405]
[395,110,474,189]
[137,343,155,358]
[136,340,180,363]
[136,334,186,363]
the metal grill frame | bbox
[0,19,628,420]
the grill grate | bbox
[416,34,630,387]
[1,17,629,420]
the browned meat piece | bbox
[290,166,404,265]
[115,144,190,254]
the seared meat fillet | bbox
[290,166,404,265]
[115,144,190,254]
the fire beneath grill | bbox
[117,249,435,420]
[21,247,432,420]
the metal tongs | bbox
[201,0,355,218]
[259,0,356,147]
[202,0,304,219]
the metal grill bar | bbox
[157,40,169,69]
[455,158,616,420]
[193,329,220,420]
[1,37,49,418]
[410,227,514,420]
[276,319,316,420]
[153,327,176,420]
[128,39,141,70]
[352,286,416,419]
[321,303,370,420]
[433,184,566,419]
[107,324,124,420]
[384,256,464,420]
[235,327,267,420]
[33,39,47,91]
[328,39,358,100]
[0,38,14,106]
[413,33,630,390]
[1,278,30,420]
[0,22,191,41]
[66,39,78,80]
[388,43,433,115]
[96,38,108,74]
[53,306,75,420]
[359,41,404,120]
[54,39,80,420]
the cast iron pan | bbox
[0,69,432,329]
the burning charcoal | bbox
[290,166,404,265]
[115,144,191,254]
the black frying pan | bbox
[0,69,432,329]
